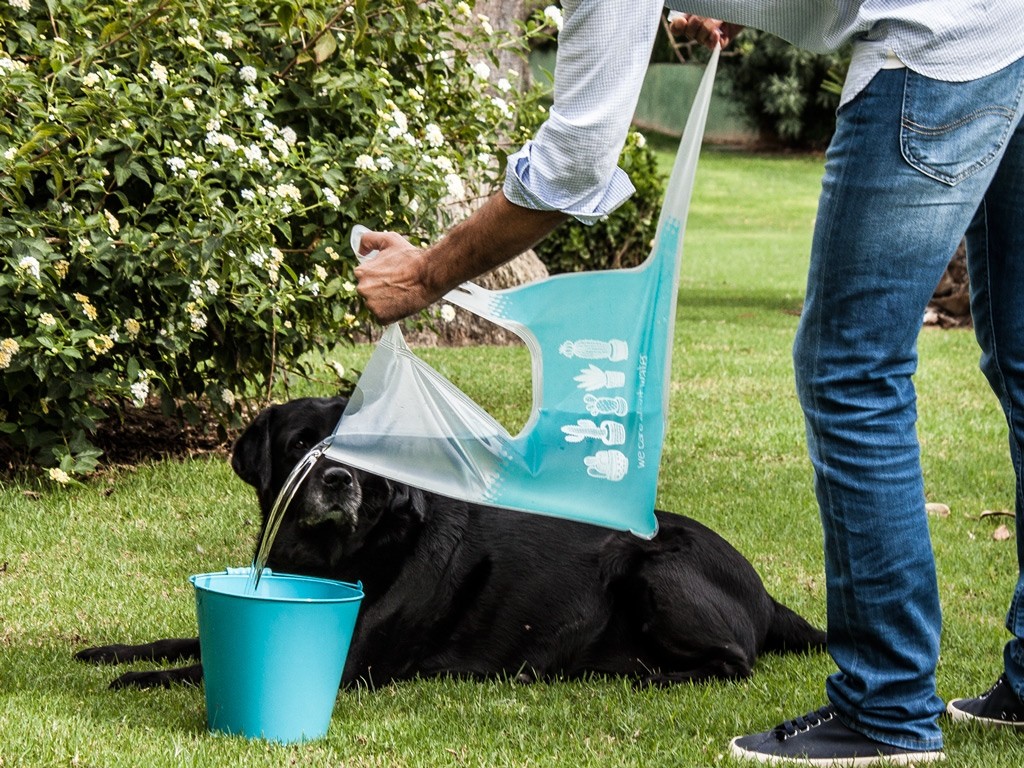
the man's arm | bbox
[355,191,567,325]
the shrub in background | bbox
[532,130,665,274]
[718,30,849,149]
[0,0,551,478]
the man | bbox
[355,2,1024,764]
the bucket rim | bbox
[190,568,364,605]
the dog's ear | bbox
[231,405,274,496]
[384,479,428,524]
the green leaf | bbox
[312,32,337,64]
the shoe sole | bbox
[729,738,947,766]
[946,701,1024,728]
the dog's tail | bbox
[762,599,827,655]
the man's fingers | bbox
[358,230,409,257]
[668,14,733,50]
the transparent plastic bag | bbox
[324,48,720,537]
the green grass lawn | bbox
[2,148,1023,767]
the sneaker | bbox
[947,675,1024,728]
[729,705,946,766]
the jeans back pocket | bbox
[901,58,1024,186]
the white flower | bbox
[82,72,101,88]
[39,313,56,327]
[182,97,195,112]
[275,183,301,201]
[431,155,455,174]
[205,278,220,296]
[0,56,27,74]
[240,188,256,201]
[149,61,168,85]
[221,388,236,407]
[17,256,40,280]
[424,123,444,148]
[543,5,564,31]
[239,65,258,84]
[8,0,30,12]
[281,127,298,146]
[440,304,456,323]
[455,2,471,16]
[104,209,120,235]
[472,61,491,81]
[444,173,465,199]
[215,30,233,49]
[377,156,394,172]
[497,77,512,93]
[322,187,341,207]
[390,108,408,133]
[189,310,208,331]
[166,156,187,175]
[214,52,229,64]
[48,467,71,485]
[477,14,494,35]
[355,154,377,172]
[491,96,512,118]
[478,152,494,169]
[3,147,16,161]
[0,338,20,369]
[242,143,264,165]
[130,379,150,407]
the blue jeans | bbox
[793,55,1024,751]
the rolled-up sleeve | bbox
[503,0,665,225]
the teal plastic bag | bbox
[323,49,720,537]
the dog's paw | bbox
[109,665,203,690]
[75,644,135,665]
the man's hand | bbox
[353,191,566,326]
[668,13,743,50]
[353,232,438,326]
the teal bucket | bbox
[190,568,363,743]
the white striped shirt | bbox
[503,0,1024,224]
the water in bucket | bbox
[192,568,363,742]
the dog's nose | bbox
[322,465,354,489]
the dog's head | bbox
[231,396,427,577]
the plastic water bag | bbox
[324,49,720,537]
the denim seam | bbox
[810,90,864,705]
[902,106,1016,136]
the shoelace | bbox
[774,705,837,740]
[980,675,1006,700]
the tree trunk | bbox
[475,0,531,84]
[924,241,971,329]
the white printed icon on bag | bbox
[561,419,626,446]
[584,450,629,481]
[574,364,625,391]
[559,339,628,362]
[584,394,629,417]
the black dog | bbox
[78,396,825,689]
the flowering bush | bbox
[0,0,550,477]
